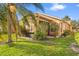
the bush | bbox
[50,24,59,32]
[33,26,47,40]
[62,30,73,36]
[21,27,30,37]
[33,31,46,40]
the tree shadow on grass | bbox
[10,41,77,56]
[12,42,51,56]
[9,34,77,56]
[16,40,56,46]
[15,34,76,47]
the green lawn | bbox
[75,32,79,45]
[0,33,79,56]
[0,33,16,42]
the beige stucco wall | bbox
[25,13,72,36]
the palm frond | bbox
[16,4,37,26]
[32,3,45,12]
[22,15,30,26]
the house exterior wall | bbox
[25,13,72,36]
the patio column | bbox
[48,23,51,35]
[58,23,62,37]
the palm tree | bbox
[0,4,7,32]
[0,9,7,33]
[62,16,71,21]
[0,3,44,45]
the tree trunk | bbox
[7,3,20,43]
[7,3,13,45]
[11,12,18,41]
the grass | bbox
[0,33,78,56]
[0,33,16,42]
[74,32,79,45]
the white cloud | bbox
[76,4,79,7]
[50,4,66,11]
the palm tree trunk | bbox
[7,3,13,44]
[11,12,18,41]
[7,3,20,43]
[15,16,18,41]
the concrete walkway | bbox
[18,36,33,41]
[70,43,79,53]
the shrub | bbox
[33,31,46,40]
[62,30,73,36]
[21,26,30,37]
[33,25,47,40]
[50,24,59,32]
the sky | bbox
[18,3,79,21]
[42,3,79,20]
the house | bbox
[25,13,73,37]
[74,24,79,32]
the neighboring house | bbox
[25,13,73,36]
